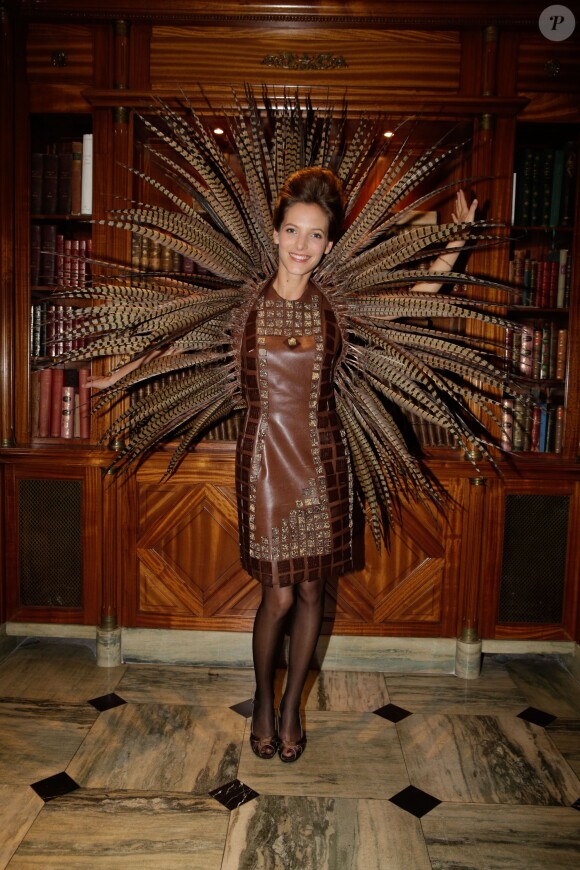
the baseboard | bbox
[5,622,577,673]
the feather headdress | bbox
[46,87,524,545]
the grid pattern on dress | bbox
[236,286,353,586]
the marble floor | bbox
[0,640,579,869]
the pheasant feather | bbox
[41,87,525,543]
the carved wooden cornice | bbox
[12,0,555,29]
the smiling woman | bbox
[41,89,525,763]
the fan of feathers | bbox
[43,85,526,545]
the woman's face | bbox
[273,202,333,279]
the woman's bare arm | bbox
[411,190,478,294]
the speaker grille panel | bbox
[18,478,83,608]
[499,494,568,624]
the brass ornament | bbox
[261,52,347,70]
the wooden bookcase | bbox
[1,1,579,645]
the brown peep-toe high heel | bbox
[249,730,279,759]
[249,705,278,760]
[277,703,306,763]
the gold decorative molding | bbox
[113,106,130,123]
[261,51,347,71]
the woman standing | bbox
[240,168,476,762]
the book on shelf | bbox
[504,321,567,382]
[30,302,89,358]
[513,141,577,227]
[508,247,570,308]
[30,137,90,216]
[32,230,91,290]
[80,133,93,216]
[131,232,189,274]
[39,223,57,285]
[504,392,564,454]
[32,365,91,439]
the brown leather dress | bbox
[236,281,353,586]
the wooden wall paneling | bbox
[565,481,580,644]
[455,473,488,641]
[124,450,257,631]
[148,25,462,103]
[561,153,580,460]
[481,478,578,641]
[26,23,97,113]
[3,462,102,625]
[0,5,16,450]
[129,24,152,90]
[0,463,5,624]
[517,32,580,95]
[125,452,465,637]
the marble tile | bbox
[0,641,125,704]
[385,658,529,715]
[422,803,580,870]
[8,791,230,869]
[0,784,44,869]
[238,712,409,799]
[500,654,580,718]
[222,794,432,870]
[547,719,580,778]
[0,699,98,786]
[302,669,390,712]
[115,665,255,707]
[398,713,580,806]
[67,703,243,793]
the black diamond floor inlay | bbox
[517,706,557,728]
[88,693,127,712]
[230,698,254,718]
[373,703,413,723]
[389,785,441,818]
[31,771,80,802]
[571,797,580,811]
[209,779,259,811]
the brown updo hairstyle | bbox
[273,167,345,243]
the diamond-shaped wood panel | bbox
[335,488,457,628]
[131,467,460,634]
[136,482,255,618]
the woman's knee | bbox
[296,578,326,606]
[260,586,295,620]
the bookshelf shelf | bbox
[29,112,94,445]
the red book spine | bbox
[549,260,558,307]
[71,238,80,287]
[78,367,91,439]
[50,367,64,437]
[519,325,533,377]
[38,369,52,437]
[56,233,65,286]
[85,238,92,288]
[63,238,72,286]
[530,406,541,451]
[78,239,86,288]
[556,329,568,380]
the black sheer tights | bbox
[252,578,326,743]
